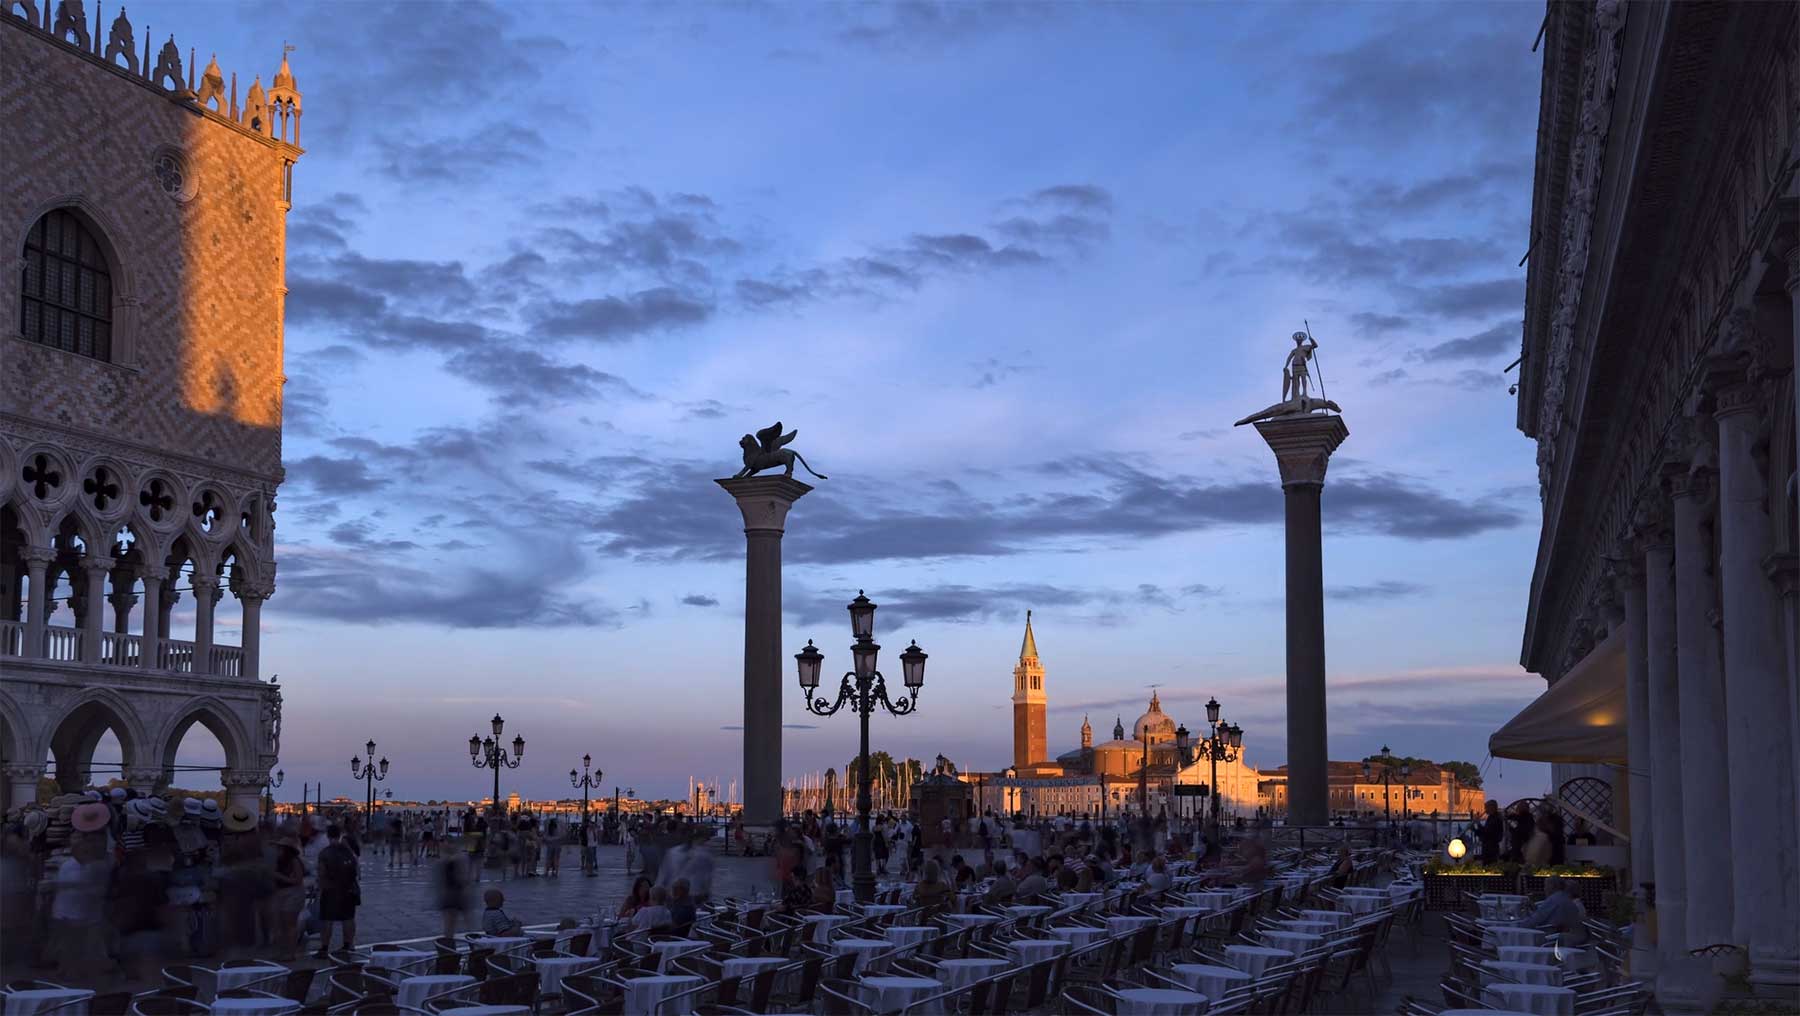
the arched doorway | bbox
[46,694,141,793]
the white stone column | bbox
[1666,461,1734,948]
[192,572,219,674]
[716,475,812,830]
[1637,503,1690,977]
[22,547,51,658]
[78,555,111,664]
[2,763,43,813]
[239,588,267,680]
[222,768,268,814]
[1608,554,1657,978]
[138,565,163,669]
[1708,360,1800,993]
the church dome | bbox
[1132,690,1177,744]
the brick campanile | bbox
[1012,610,1047,768]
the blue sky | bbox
[152,0,1553,806]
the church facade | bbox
[0,2,301,811]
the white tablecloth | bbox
[1498,945,1592,970]
[466,935,532,956]
[1049,925,1109,948]
[1337,887,1386,896]
[1481,924,1546,950]
[834,938,896,975]
[934,958,1009,990]
[1184,891,1238,910]
[802,913,851,942]
[396,974,476,1010]
[884,926,937,953]
[1107,915,1156,936]
[199,964,289,1002]
[1060,892,1104,909]
[3,989,93,1016]
[648,939,709,973]
[1481,961,1562,987]
[1007,938,1072,967]
[1170,963,1251,1001]
[721,956,788,979]
[857,975,942,1014]
[535,955,600,996]
[1261,930,1324,954]
[1481,983,1575,1016]
[1337,895,1386,915]
[1297,909,1350,928]
[1223,945,1292,976]
[862,904,909,917]
[1479,895,1529,921]
[837,888,856,906]
[430,1007,528,1016]
[207,1000,299,1016]
[623,974,703,1016]
[941,913,1002,929]
[366,948,434,976]
[1273,919,1337,935]
[1006,904,1052,920]
[1115,987,1207,1016]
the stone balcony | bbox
[0,619,244,676]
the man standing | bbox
[314,824,360,958]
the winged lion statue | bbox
[733,422,828,480]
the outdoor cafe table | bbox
[861,904,908,918]
[837,889,856,907]
[1298,909,1350,928]
[1049,925,1109,948]
[207,1000,300,1016]
[1481,983,1576,1016]
[3,989,93,1016]
[1006,904,1052,920]
[197,964,289,1002]
[535,955,600,996]
[801,913,851,941]
[1170,963,1252,1001]
[834,938,897,975]
[942,913,1003,931]
[884,926,937,954]
[1337,887,1387,896]
[1161,906,1208,921]
[1273,919,1337,935]
[1223,945,1293,977]
[934,958,1010,991]
[857,975,943,1014]
[1499,945,1591,970]
[1479,894,1530,921]
[396,974,477,1010]
[466,935,532,957]
[1481,961,1562,987]
[429,1008,527,1016]
[365,947,435,976]
[1114,987,1208,1016]
[1262,930,1324,954]
[1107,915,1157,936]
[1482,923,1546,950]
[1337,895,1388,915]
[648,939,710,973]
[1184,891,1237,910]
[721,956,787,981]
[1059,892,1104,909]
[1006,938,1073,967]
[622,974,702,1016]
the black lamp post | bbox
[796,591,928,903]
[350,740,387,820]
[1177,696,1243,848]
[570,754,601,824]
[470,713,524,814]
[263,767,284,816]
[1362,744,1395,836]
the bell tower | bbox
[1012,611,1047,768]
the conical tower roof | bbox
[273,51,296,90]
[1020,609,1038,660]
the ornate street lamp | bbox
[797,591,928,903]
[570,753,601,824]
[1186,699,1242,847]
[350,740,388,820]
[263,767,284,816]
[470,713,524,814]
[1362,744,1396,836]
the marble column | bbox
[1609,554,1657,977]
[239,586,267,680]
[717,475,812,830]
[1252,413,1348,827]
[222,768,269,814]
[2,763,43,813]
[1666,461,1734,947]
[22,547,50,658]
[1637,502,1690,977]
[1784,242,1800,861]
[78,555,110,664]
[1708,361,1800,993]
[138,565,163,669]
[192,572,219,674]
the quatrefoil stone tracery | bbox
[140,478,176,523]
[84,466,121,511]
[22,454,62,501]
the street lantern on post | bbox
[263,767,284,816]
[350,739,388,820]
[796,591,928,904]
[571,754,601,823]
[1183,697,1242,847]
[470,713,524,815]
[1362,744,1396,838]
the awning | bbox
[1489,628,1627,764]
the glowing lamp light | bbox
[1447,837,1467,860]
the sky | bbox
[143,0,1556,807]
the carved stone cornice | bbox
[0,414,283,492]
[716,476,813,533]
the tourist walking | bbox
[313,824,360,957]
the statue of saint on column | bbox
[1235,329,1343,426]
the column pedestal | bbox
[717,475,812,830]
[1251,413,1347,828]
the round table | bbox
[203,964,289,1001]
[802,913,851,942]
[1223,945,1292,976]
[857,975,942,1014]
[1261,930,1324,954]
[207,1000,299,1016]
[1498,945,1591,970]
[432,1007,529,1016]
[1479,896,1529,921]
[622,974,702,1016]
[1007,938,1072,967]
[934,958,1009,990]
[833,938,896,974]
[366,948,435,976]
[1481,960,1562,987]
[465,935,531,956]
[397,974,477,1010]
[1170,963,1251,1001]
[535,955,600,996]
[1482,924,1546,949]
[1337,895,1386,915]
[1107,915,1156,936]
[1481,983,1576,1016]
[1049,925,1109,948]
[1184,891,1237,911]
[1060,892,1104,909]
[1298,909,1350,928]
[1006,904,1051,920]
[721,956,788,979]
[1114,987,1208,1016]
[884,926,937,953]
[941,913,1002,930]
[647,939,709,973]
[836,889,856,906]
[2,989,93,1016]
[862,904,909,917]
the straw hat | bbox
[222,804,258,833]
[71,801,111,833]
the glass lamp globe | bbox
[847,591,876,640]
[899,640,927,689]
[795,639,823,693]
[468,735,480,758]
[1448,837,1467,860]
[1205,697,1222,725]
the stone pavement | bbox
[351,843,775,944]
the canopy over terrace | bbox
[1489,630,1626,765]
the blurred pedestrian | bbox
[313,824,360,957]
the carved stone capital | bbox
[1663,460,1712,501]
[21,545,55,567]
[1631,495,1674,551]
[190,571,220,591]
[1594,580,1624,628]
[1,763,45,781]
[1251,413,1350,489]
[221,768,272,789]
[1765,552,1800,599]
[78,555,115,576]
[716,476,813,533]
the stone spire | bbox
[1113,716,1125,740]
[1080,714,1092,750]
[1020,608,1039,661]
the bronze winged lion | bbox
[733,421,828,479]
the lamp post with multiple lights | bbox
[350,740,387,820]
[796,591,928,903]
[470,714,525,814]
[1175,696,1243,847]
[571,754,601,824]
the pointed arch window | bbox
[20,209,113,361]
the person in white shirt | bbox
[680,831,715,902]
[632,886,674,932]
[658,839,690,892]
